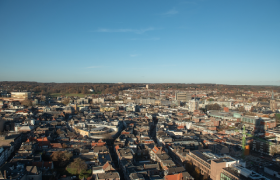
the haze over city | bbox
[0,0,280,85]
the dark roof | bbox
[168,167,185,174]
[144,164,160,170]
[265,164,280,172]
[157,153,171,160]
[97,172,120,179]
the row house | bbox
[202,129,217,135]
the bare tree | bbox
[68,158,87,174]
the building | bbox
[96,172,120,180]
[270,91,277,111]
[186,149,238,180]
[267,127,280,142]
[175,92,192,102]
[100,106,116,112]
[205,101,232,109]
[264,165,280,178]
[241,116,276,131]
[208,143,229,155]
[221,164,269,180]
[251,138,280,156]
[11,92,31,99]
[92,98,105,104]
[189,99,199,112]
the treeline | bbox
[0,81,142,95]
[0,81,279,96]
[149,83,280,92]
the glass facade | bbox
[241,117,260,125]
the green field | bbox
[50,93,93,97]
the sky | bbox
[0,0,279,85]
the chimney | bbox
[4,170,6,179]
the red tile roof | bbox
[165,173,182,180]
[152,146,159,154]
[50,143,63,149]
[102,161,110,170]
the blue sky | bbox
[0,0,279,85]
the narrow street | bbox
[104,123,125,180]
[150,117,158,145]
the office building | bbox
[175,92,192,102]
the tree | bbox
[41,96,46,101]
[56,129,63,135]
[206,103,221,110]
[192,167,201,180]
[185,161,193,171]
[21,99,32,107]
[81,88,88,94]
[202,174,209,180]
[68,158,87,174]
[270,145,279,156]
[275,114,280,124]
[79,169,92,179]
[62,98,70,105]
[51,151,73,167]
[238,106,246,112]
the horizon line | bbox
[0,81,279,87]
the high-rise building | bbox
[175,92,191,102]
[270,90,277,111]
[146,84,149,89]
[189,99,199,112]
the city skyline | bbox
[0,0,280,85]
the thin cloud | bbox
[85,66,102,69]
[130,37,160,41]
[164,8,179,15]
[95,27,155,34]
[130,54,140,57]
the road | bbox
[104,123,125,180]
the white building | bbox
[189,99,199,112]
